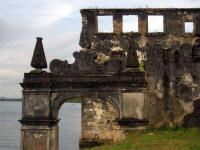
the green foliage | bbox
[67,98,82,103]
[146,124,154,132]
[83,127,200,150]
[139,62,144,70]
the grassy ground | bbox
[83,127,200,150]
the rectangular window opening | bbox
[148,15,164,33]
[185,22,193,33]
[123,15,138,32]
[98,16,113,33]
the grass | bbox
[83,127,200,150]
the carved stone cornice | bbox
[21,71,146,90]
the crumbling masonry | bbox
[20,8,200,150]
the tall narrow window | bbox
[98,16,113,32]
[148,15,164,32]
[123,15,138,32]
[185,22,193,33]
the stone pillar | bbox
[113,14,122,33]
[80,14,98,48]
[164,14,184,34]
[87,14,98,34]
[21,91,51,120]
[20,122,59,150]
[19,71,56,150]
[80,96,119,147]
[194,20,200,35]
[138,14,148,35]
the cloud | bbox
[0,0,73,27]
[32,2,72,27]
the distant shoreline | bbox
[0,98,81,103]
[0,99,22,101]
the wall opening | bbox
[58,98,82,150]
[123,15,138,32]
[148,15,164,32]
[185,22,194,33]
[98,16,113,32]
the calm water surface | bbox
[0,101,81,150]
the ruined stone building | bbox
[20,8,200,150]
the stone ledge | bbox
[81,8,200,16]
[19,119,60,126]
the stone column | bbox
[113,14,122,33]
[19,72,56,150]
[164,14,184,34]
[138,14,148,35]
[20,121,59,150]
[87,14,98,34]
[19,37,59,150]
[80,14,98,48]
[194,20,200,35]
[80,96,120,147]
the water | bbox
[0,101,81,150]
[59,103,81,150]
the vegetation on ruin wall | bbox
[83,127,200,150]
[67,98,82,103]
[139,62,145,71]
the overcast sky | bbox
[0,0,200,98]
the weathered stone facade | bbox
[20,8,200,150]
[79,8,200,128]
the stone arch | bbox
[50,92,121,147]
[51,92,83,119]
[51,92,120,120]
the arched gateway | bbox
[19,36,146,150]
[20,8,200,150]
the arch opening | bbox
[58,97,82,150]
[51,93,120,149]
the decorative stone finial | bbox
[31,37,47,70]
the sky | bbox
[0,0,200,98]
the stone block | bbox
[122,93,145,119]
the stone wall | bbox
[145,35,200,127]
[80,97,121,147]
[80,8,200,128]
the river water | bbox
[0,101,81,150]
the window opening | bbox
[98,16,113,32]
[148,15,164,32]
[185,22,193,33]
[123,15,138,32]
